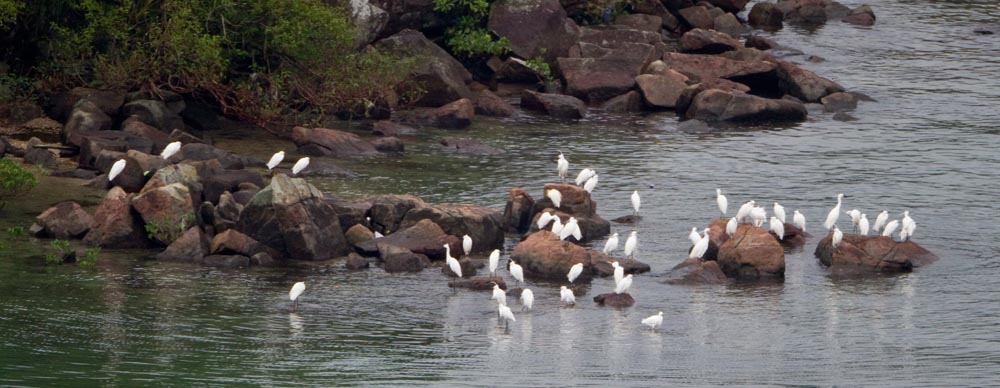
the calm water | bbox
[3,0,1000,386]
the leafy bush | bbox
[78,247,100,268]
[45,239,72,265]
[0,158,39,210]
[434,0,509,59]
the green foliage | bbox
[45,239,71,265]
[78,247,100,268]
[434,0,508,59]
[0,158,39,210]
[144,214,195,243]
[0,0,18,28]
[525,53,555,86]
[6,226,25,237]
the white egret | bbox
[520,288,534,311]
[289,281,306,310]
[901,211,916,241]
[602,232,619,255]
[716,189,728,216]
[688,227,701,246]
[291,157,310,175]
[444,244,462,278]
[462,234,472,256]
[550,217,564,235]
[832,225,843,249]
[488,249,500,279]
[641,311,664,332]
[858,214,870,236]
[559,217,582,241]
[726,217,738,236]
[736,200,755,222]
[770,216,785,240]
[882,220,899,237]
[567,262,584,283]
[631,190,641,216]
[750,206,767,227]
[557,152,569,180]
[560,286,576,305]
[108,159,127,182]
[267,151,285,171]
[689,230,710,259]
[575,168,596,186]
[583,174,599,193]
[491,283,507,305]
[536,212,555,230]
[873,210,889,232]
[612,261,624,288]
[160,141,181,160]
[774,202,786,223]
[498,304,516,329]
[847,209,862,232]
[624,231,638,258]
[899,228,910,242]
[823,193,845,230]
[793,210,806,232]
[615,274,633,294]
[547,189,562,209]
[902,211,915,234]
[374,231,384,238]
[509,260,525,288]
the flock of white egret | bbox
[107,147,311,183]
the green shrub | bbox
[78,247,100,268]
[434,0,509,59]
[45,239,71,265]
[0,158,39,210]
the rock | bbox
[368,194,427,233]
[748,2,783,28]
[578,27,662,47]
[141,163,202,206]
[11,117,62,142]
[370,0,441,38]
[814,234,938,273]
[126,150,167,174]
[772,221,808,248]
[717,223,785,280]
[343,0,390,46]
[511,230,645,280]
[236,174,349,260]
[713,13,746,38]
[122,116,171,153]
[372,120,417,137]
[780,0,828,24]
[776,60,845,102]
[50,168,97,180]
[438,137,501,155]
[474,89,514,117]
[155,227,209,262]
[528,209,610,243]
[46,88,125,121]
[600,91,644,113]
[450,276,506,291]
[173,143,247,169]
[520,91,586,119]
[210,229,260,256]
[490,57,543,83]
[502,187,535,233]
[593,292,635,307]
[379,244,430,272]
[355,219,459,260]
[441,257,477,277]
[679,28,741,54]
[487,0,581,63]
[216,191,243,222]
[326,198,372,233]
[123,90,186,113]
[24,146,57,169]
[62,101,113,143]
[132,183,196,245]
[83,187,151,248]
[345,224,375,246]
[678,6,714,29]
[122,99,185,133]
[832,112,858,122]
[659,52,777,82]
[842,6,874,25]
[611,214,641,224]
[34,201,93,239]
[635,71,689,109]
[344,252,370,270]
[821,91,859,112]
[558,42,655,102]
[685,88,807,122]
[663,258,729,284]
[394,98,475,129]
[203,254,251,268]
[615,14,662,32]
[168,128,206,145]
[375,29,472,107]
[704,0,748,12]
[371,136,404,153]
[202,170,265,204]
[531,183,597,217]
[745,35,779,50]
[290,126,378,157]
[400,204,504,252]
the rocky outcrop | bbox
[375,29,472,107]
[368,194,427,233]
[32,201,93,239]
[558,42,655,102]
[84,187,152,248]
[531,183,597,216]
[502,187,535,233]
[488,0,581,63]
[679,28,741,54]
[122,99,185,133]
[685,89,807,122]
[663,258,729,284]
[131,183,196,245]
[395,98,475,129]
[355,219,459,260]
[520,91,586,119]
[717,223,785,280]
[511,231,647,281]
[400,204,504,252]
[776,60,845,102]
[814,234,938,273]
[635,71,689,109]
[290,126,378,158]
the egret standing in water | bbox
[560,286,576,305]
[612,261,625,288]
[547,189,563,209]
[509,260,525,288]
[160,141,181,160]
[289,281,306,311]
[602,232,619,255]
[631,190,641,216]
[108,159,126,182]
[774,202,786,223]
[567,263,584,283]
[858,214,870,236]
[689,230,710,259]
[624,231,638,259]
[642,311,664,332]
[267,151,285,171]
[726,217,738,236]
[823,193,845,230]
[462,234,472,257]
[770,216,785,240]
[716,189,728,216]
[575,168,596,186]
[882,220,900,238]
[557,152,569,181]
[498,304,516,330]
[793,210,806,232]
[615,274,633,294]
[291,157,310,176]
[873,210,889,233]
[583,174,599,193]
[832,225,843,249]
[488,249,500,280]
[444,244,462,278]
[736,200,755,222]
[491,283,506,305]
[520,288,534,311]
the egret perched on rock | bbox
[289,281,306,310]
[615,274,633,294]
[750,206,767,227]
[823,193,845,230]
[550,217,564,235]
[267,151,285,171]
[793,210,806,232]
[509,260,524,288]
[108,159,127,182]
[520,288,534,311]
[901,211,916,241]
[559,217,582,241]
[873,210,889,233]
[716,189,728,216]
[631,190,641,216]
[583,174,599,193]
[488,249,500,279]
[736,200,755,222]
[547,189,562,209]
[291,157,310,175]
[557,152,569,181]
[445,244,463,278]
[602,232,619,255]
[560,286,576,305]
[612,261,624,288]
[575,168,596,186]
[642,311,663,332]
[882,220,899,237]
[567,263,584,283]
[624,231,638,259]
[462,234,472,256]
[491,283,506,305]
[688,227,701,246]
[689,230,710,259]
[537,212,555,230]
[858,214,870,236]
[847,209,862,232]
[832,225,843,249]
[726,217,738,236]
[770,216,785,240]
[774,202,786,223]
[160,141,181,160]
[374,231,384,238]
[498,304,516,330]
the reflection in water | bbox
[289,313,304,336]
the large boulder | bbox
[141,163,203,204]
[341,0,390,46]
[663,258,729,284]
[236,174,349,260]
[520,91,586,119]
[601,90,644,113]
[487,0,581,64]
[84,187,152,248]
[558,42,656,102]
[154,226,209,262]
[375,29,472,107]
[394,98,475,129]
[210,229,261,256]
[614,14,662,33]
[578,27,662,47]
[122,117,171,154]
[814,234,938,273]
[400,204,504,252]
[33,201,93,239]
[635,71,689,109]
[132,183,196,245]
[202,170,266,204]
[474,89,514,117]
[326,197,373,232]
[659,52,777,83]
[511,231,647,280]
[531,183,597,217]
[46,87,124,121]
[527,209,610,243]
[705,0,748,13]
[369,0,441,38]
[678,6,714,29]
[713,13,746,38]
[776,60,845,102]
[378,243,430,272]
[345,223,375,246]
[62,101,112,143]
[685,88,807,122]
[290,126,378,158]
[121,99,185,133]
[748,2,784,29]
[356,219,459,260]
[172,143,249,170]
[679,28,741,54]
[717,223,785,280]
[368,194,427,233]
[502,187,535,233]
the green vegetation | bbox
[0,0,414,125]
[45,239,72,265]
[78,247,100,268]
[0,158,39,210]
[434,0,509,59]
[144,214,195,243]
[525,53,556,88]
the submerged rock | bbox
[685,89,807,122]
[291,126,377,158]
[663,258,729,285]
[345,252,370,270]
[814,233,938,273]
[450,276,506,291]
[593,292,635,307]
[379,244,430,272]
[776,60,845,102]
